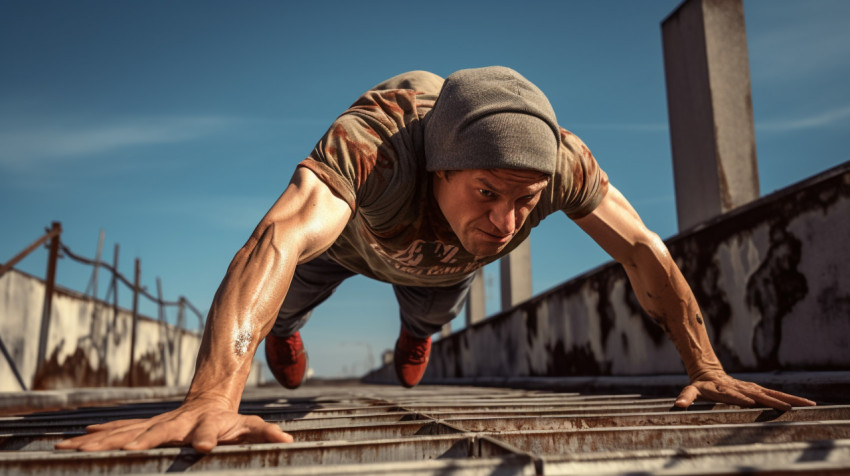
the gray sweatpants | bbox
[270,253,476,339]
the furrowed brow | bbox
[476,177,547,196]
[476,178,501,193]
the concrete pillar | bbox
[662,0,760,231]
[500,239,532,310]
[465,268,486,327]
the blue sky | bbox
[1,0,848,379]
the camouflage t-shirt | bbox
[298,71,609,287]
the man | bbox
[57,66,815,453]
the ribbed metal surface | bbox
[1,383,849,475]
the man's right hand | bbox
[56,167,348,454]
[54,397,293,453]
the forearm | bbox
[186,223,297,409]
[55,168,349,453]
[623,238,723,380]
[574,186,815,410]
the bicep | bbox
[252,166,352,264]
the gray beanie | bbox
[425,66,559,175]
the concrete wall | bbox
[0,270,264,391]
[366,162,850,383]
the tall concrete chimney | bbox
[662,0,760,231]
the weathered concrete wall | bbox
[0,270,264,391]
[366,162,850,384]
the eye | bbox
[478,189,496,198]
[518,193,539,203]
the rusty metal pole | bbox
[90,230,105,355]
[88,229,104,300]
[0,223,63,279]
[111,243,120,342]
[35,222,62,374]
[177,297,185,386]
[156,277,170,386]
[129,258,140,387]
[103,243,120,386]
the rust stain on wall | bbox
[746,225,808,369]
[546,341,608,376]
[126,347,166,387]
[590,270,617,349]
[32,346,107,390]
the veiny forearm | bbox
[623,236,723,380]
[177,168,349,411]
[52,169,349,453]
[185,223,298,409]
[573,187,814,410]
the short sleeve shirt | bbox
[298,71,608,287]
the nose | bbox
[490,202,517,236]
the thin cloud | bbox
[757,105,850,132]
[0,116,241,168]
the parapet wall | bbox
[0,270,264,391]
[367,162,850,384]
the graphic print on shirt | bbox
[369,237,485,277]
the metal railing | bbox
[0,222,206,389]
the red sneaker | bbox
[394,327,431,388]
[265,332,308,389]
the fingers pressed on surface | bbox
[704,386,757,407]
[85,418,147,432]
[675,385,699,407]
[752,394,793,412]
[78,428,147,452]
[220,415,271,445]
[730,382,803,410]
[57,425,141,451]
[743,387,794,411]
[123,421,183,451]
[55,433,94,450]
[247,419,294,444]
[761,387,817,407]
[263,424,294,444]
[190,420,220,454]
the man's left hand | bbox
[674,370,817,411]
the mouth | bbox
[476,229,513,244]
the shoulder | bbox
[369,70,444,96]
[557,128,593,158]
[526,128,608,224]
[552,128,609,218]
[307,73,439,211]
[342,70,443,132]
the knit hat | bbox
[425,66,559,175]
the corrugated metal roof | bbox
[2,381,849,475]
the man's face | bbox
[433,168,549,257]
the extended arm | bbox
[574,185,815,410]
[57,167,352,452]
